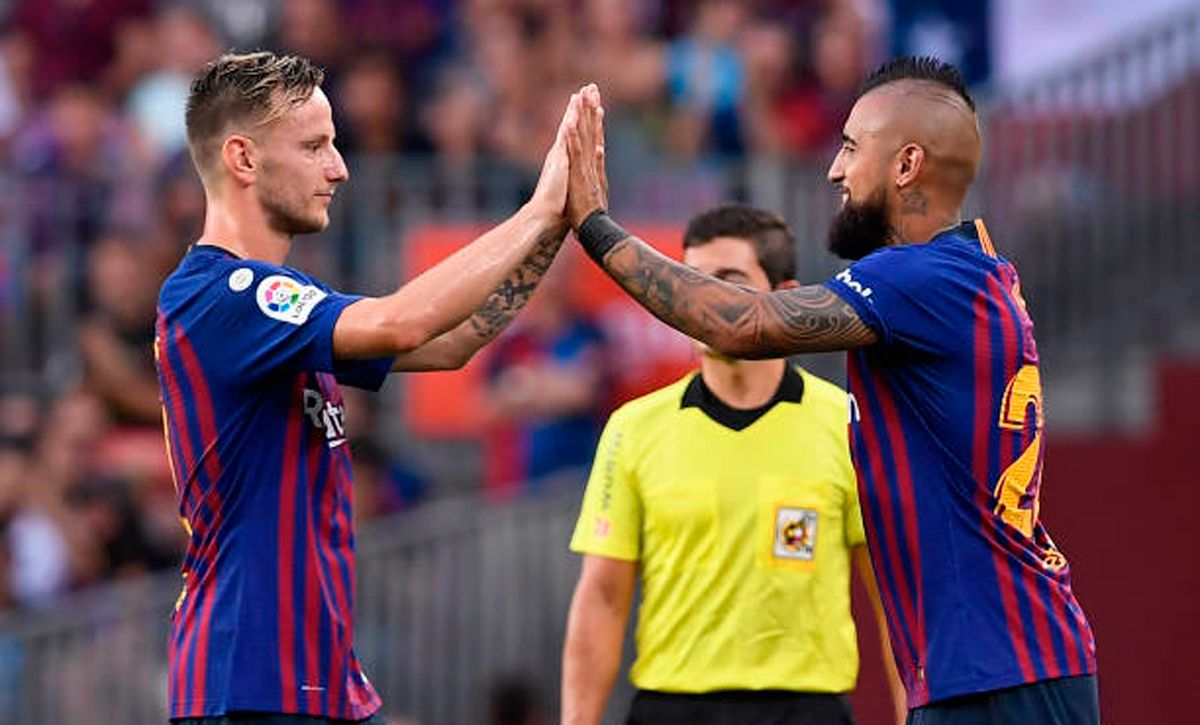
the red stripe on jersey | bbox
[303,419,323,712]
[328,450,361,714]
[174,325,228,708]
[159,318,197,514]
[991,275,1061,680]
[320,454,346,714]
[974,284,1036,682]
[870,366,929,701]
[847,359,921,685]
[278,378,304,712]
[158,319,198,713]
[1050,581,1083,674]
[156,314,190,501]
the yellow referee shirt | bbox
[570,365,866,694]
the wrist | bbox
[521,198,564,227]
[576,210,629,263]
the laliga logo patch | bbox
[773,507,818,561]
[256,275,326,325]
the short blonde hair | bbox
[184,51,324,178]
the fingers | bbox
[556,92,580,146]
[564,94,584,164]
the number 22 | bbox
[995,364,1043,537]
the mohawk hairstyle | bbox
[857,56,975,112]
[185,51,325,177]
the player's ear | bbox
[894,142,925,189]
[222,134,258,187]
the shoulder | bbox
[608,374,694,430]
[795,367,849,421]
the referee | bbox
[561,205,903,725]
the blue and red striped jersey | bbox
[824,220,1097,708]
[155,245,393,719]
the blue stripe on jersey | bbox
[1037,572,1070,676]
[864,371,923,658]
[849,361,921,690]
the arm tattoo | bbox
[599,235,877,358]
[467,224,566,341]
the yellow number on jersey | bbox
[995,364,1043,537]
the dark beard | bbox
[827,188,892,261]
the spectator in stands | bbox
[468,1,578,170]
[574,0,667,170]
[743,6,870,157]
[65,473,174,579]
[276,0,351,86]
[335,50,429,158]
[342,0,455,82]
[155,150,207,246]
[483,253,609,500]
[665,0,750,158]
[10,0,152,99]
[8,391,108,606]
[78,230,168,426]
[0,29,33,154]
[423,64,490,168]
[12,83,152,264]
[126,5,221,161]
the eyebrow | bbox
[841,133,857,146]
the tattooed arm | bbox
[595,234,876,358]
[390,223,568,371]
[332,90,579,362]
[562,87,875,359]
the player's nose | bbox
[328,146,349,184]
[827,154,844,185]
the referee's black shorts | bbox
[626,689,855,725]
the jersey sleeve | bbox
[822,245,951,352]
[569,408,642,561]
[195,262,391,386]
[332,341,394,392]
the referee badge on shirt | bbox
[774,507,818,561]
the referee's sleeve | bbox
[569,409,641,561]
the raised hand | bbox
[565,84,609,229]
[530,91,581,219]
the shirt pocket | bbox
[755,476,843,573]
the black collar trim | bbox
[680,365,805,431]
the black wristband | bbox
[577,210,629,263]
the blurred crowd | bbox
[0,0,883,614]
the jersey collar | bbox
[680,365,805,431]
[189,243,242,260]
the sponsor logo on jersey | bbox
[257,275,327,325]
[303,386,347,448]
[774,507,818,561]
[835,268,873,298]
